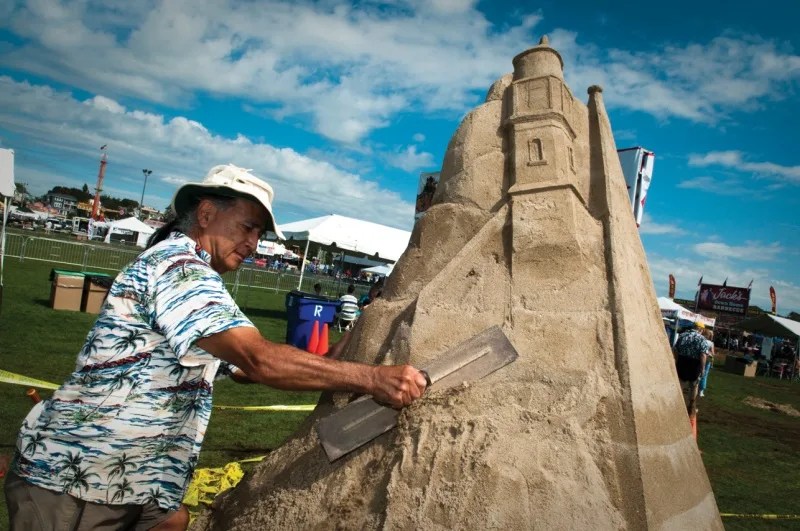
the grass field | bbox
[1,257,799,529]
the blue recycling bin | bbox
[285,290,340,350]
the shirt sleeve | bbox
[152,255,255,365]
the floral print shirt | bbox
[674,330,711,359]
[13,232,254,510]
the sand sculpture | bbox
[197,37,723,530]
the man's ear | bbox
[196,199,217,229]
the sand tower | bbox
[197,38,722,530]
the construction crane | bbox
[90,145,107,220]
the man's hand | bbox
[370,365,428,408]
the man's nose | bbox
[246,229,260,249]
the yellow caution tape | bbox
[0,371,315,412]
[182,455,269,524]
[720,513,800,520]
[214,404,315,411]
[183,462,245,508]
[0,370,59,390]
[237,456,266,464]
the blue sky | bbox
[0,0,798,314]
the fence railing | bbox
[3,233,140,272]
[3,233,374,301]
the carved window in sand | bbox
[527,138,546,166]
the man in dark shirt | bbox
[673,322,711,423]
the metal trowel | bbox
[315,325,519,461]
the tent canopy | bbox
[361,263,394,276]
[278,214,411,262]
[104,216,155,248]
[658,297,696,321]
[735,314,800,340]
[657,297,715,328]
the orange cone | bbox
[307,321,320,354]
[316,323,329,356]
[26,388,41,404]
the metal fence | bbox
[3,233,140,272]
[3,233,374,301]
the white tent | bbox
[658,296,715,329]
[361,263,395,277]
[278,214,411,288]
[278,214,410,261]
[658,297,696,322]
[257,240,287,256]
[735,313,800,341]
[104,216,155,248]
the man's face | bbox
[196,197,268,274]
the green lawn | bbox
[1,258,799,529]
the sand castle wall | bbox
[196,38,722,530]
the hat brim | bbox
[171,183,285,240]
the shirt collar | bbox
[169,231,212,265]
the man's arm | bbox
[196,327,426,408]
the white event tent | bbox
[658,297,715,327]
[361,263,395,277]
[277,214,411,289]
[103,216,155,248]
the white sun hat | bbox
[170,164,284,239]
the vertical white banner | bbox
[0,148,14,197]
[617,148,643,210]
[634,150,655,226]
[617,147,655,227]
[0,148,14,310]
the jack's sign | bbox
[696,284,750,316]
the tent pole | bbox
[297,239,310,290]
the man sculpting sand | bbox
[5,164,427,531]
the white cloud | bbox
[677,175,753,196]
[0,0,541,143]
[2,2,797,145]
[412,133,426,142]
[386,145,435,172]
[553,31,800,125]
[638,213,684,235]
[0,75,415,228]
[692,241,783,261]
[688,151,800,184]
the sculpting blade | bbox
[315,325,518,462]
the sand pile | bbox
[195,37,722,530]
[744,396,800,417]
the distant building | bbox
[140,205,161,220]
[45,193,78,215]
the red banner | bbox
[668,274,676,299]
[770,286,777,314]
[696,283,751,316]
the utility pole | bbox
[91,145,107,220]
[139,168,152,219]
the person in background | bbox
[698,329,715,397]
[359,280,383,310]
[5,164,427,531]
[673,321,711,429]
[335,284,360,331]
[313,283,322,296]
[339,284,358,306]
